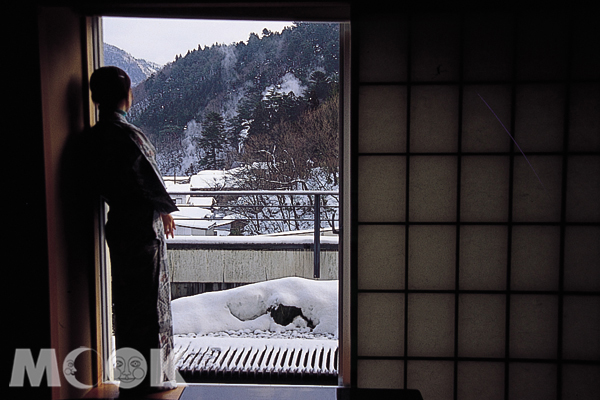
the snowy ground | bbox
[172,277,339,376]
[177,329,336,341]
[171,277,339,339]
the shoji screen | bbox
[354,10,599,400]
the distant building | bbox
[165,171,239,236]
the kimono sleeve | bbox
[130,147,179,214]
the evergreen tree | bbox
[244,87,307,145]
[197,112,227,170]
[306,70,334,109]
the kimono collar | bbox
[99,108,127,121]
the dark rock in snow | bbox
[268,304,315,329]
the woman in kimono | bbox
[87,66,179,395]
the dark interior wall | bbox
[7,5,51,400]
[9,5,97,400]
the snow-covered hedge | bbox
[171,277,338,337]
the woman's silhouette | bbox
[87,66,178,396]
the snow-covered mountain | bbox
[103,43,162,87]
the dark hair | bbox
[89,66,131,108]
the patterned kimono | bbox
[88,109,179,390]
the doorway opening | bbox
[97,15,346,386]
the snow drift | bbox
[171,277,338,337]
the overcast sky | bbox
[102,17,294,66]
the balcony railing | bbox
[166,190,339,279]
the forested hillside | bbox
[126,22,340,180]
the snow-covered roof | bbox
[171,207,213,219]
[188,197,215,207]
[190,170,227,189]
[212,219,234,228]
[172,207,214,230]
[166,182,191,191]
[174,219,215,230]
